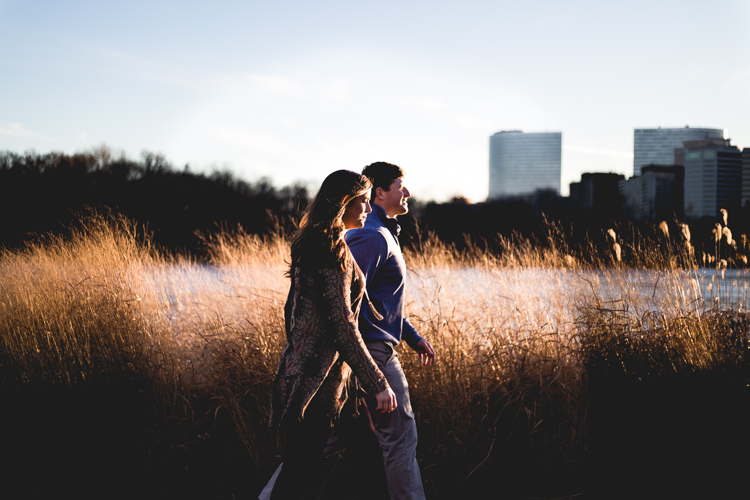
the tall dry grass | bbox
[2,213,749,498]
[0,213,161,389]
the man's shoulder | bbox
[346,224,389,243]
[346,227,390,259]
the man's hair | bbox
[362,162,404,198]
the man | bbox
[345,161,436,500]
[259,162,434,500]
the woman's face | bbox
[342,191,372,229]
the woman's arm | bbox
[319,265,389,397]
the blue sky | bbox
[2,0,749,201]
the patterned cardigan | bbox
[269,253,389,427]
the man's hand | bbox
[414,339,436,366]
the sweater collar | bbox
[370,203,401,237]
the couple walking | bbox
[266,162,435,499]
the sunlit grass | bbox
[1,213,748,497]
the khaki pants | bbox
[363,341,425,500]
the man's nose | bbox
[403,187,410,198]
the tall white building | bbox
[488,131,561,199]
[633,126,724,176]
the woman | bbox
[269,170,397,499]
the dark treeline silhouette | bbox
[414,189,750,268]
[0,147,309,253]
[5,147,750,267]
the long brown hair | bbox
[290,170,372,272]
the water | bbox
[404,266,750,333]
[133,264,750,344]
[138,263,750,310]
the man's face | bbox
[378,177,410,217]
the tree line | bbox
[3,147,749,267]
[0,147,309,254]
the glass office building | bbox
[742,148,750,208]
[684,140,742,219]
[489,131,561,199]
[633,127,724,176]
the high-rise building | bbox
[488,131,561,199]
[683,139,742,219]
[633,127,724,176]
[569,172,624,215]
[619,165,684,221]
[742,148,750,208]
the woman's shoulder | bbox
[318,252,355,276]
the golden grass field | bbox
[2,213,749,499]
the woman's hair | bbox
[290,170,372,272]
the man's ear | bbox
[375,187,386,200]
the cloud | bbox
[727,68,750,101]
[100,48,205,89]
[48,37,205,90]
[325,79,351,102]
[210,125,288,153]
[397,96,498,131]
[247,74,302,96]
[729,68,750,83]
[243,74,358,103]
[400,96,444,112]
[565,145,633,159]
[0,123,51,141]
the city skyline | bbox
[633,127,725,177]
[2,1,750,202]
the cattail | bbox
[659,221,669,239]
[612,242,622,263]
[680,223,691,243]
[722,227,733,247]
[606,229,617,242]
[720,208,728,227]
[678,223,694,264]
[564,254,576,268]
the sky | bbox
[2,0,750,201]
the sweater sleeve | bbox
[319,265,389,396]
[401,316,424,349]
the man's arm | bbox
[402,317,435,366]
[401,317,423,349]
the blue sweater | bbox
[345,204,423,348]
